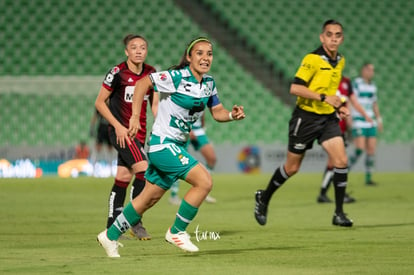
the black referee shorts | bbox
[109,126,147,168]
[288,107,341,154]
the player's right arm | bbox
[95,86,131,148]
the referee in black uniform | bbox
[255,19,353,227]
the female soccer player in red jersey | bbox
[95,34,158,240]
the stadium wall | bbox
[1,144,413,174]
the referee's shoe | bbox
[332,212,353,227]
[254,190,268,225]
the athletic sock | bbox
[365,155,374,183]
[107,202,141,240]
[349,148,363,168]
[130,172,145,200]
[106,179,129,228]
[320,167,334,196]
[261,165,289,204]
[170,199,198,234]
[333,167,348,214]
[170,180,180,198]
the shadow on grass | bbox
[178,245,303,256]
[356,222,414,228]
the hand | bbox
[325,95,344,109]
[128,115,141,139]
[377,120,383,133]
[337,106,349,120]
[115,125,131,148]
[189,130,197,141]
[230,105,246,120]
[365,116,374,124]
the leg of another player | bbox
[200,143,217,170]
[169,180,182,205]
[317,158,334,203]
[199,143,217,203]
[106,166,132,228]
[322,136,353,227]
[349,135,365,169]
[365,136,377,185]
[129,161,151,240]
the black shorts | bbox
[109,126,147,168]
[288,107,341,154]
[97,123,111,146]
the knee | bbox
[116,169,133,182]
[284,164,300,176]
[199,173,213,193]
[132,161,148,173]
[336,155,348,168]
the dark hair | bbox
[122,34,148,48]
[361,62,373,69]
[322,19,343,32]
[169,37,212,70]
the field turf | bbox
[0,173,413,274]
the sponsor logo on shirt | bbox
[111,66,120,74]
[124,86,134,102]
[159,73,167,81]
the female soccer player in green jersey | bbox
[97,37,245,257]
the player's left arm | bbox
[373,101,383,132]
[209,103,245,122]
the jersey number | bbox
[189,100,205,116]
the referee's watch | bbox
[320,93,326,102]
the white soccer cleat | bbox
[97,230,123,258]
[204,195,217,204]
[165,228,199,252]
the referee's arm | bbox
[290,77,321,100]
[290,77,342,108]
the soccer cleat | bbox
[317,194,333,203]
[169,195,182,206]
[165,228,199,252]
[332,212,353,227]
[343,193,356,203]
[130,221,151,240]
[254,190,268,226]
[366,180,378,186]
[204,195,217,204]
[97,230,123,258]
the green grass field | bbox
[0,173,413,274]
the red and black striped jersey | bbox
[337,76,353,133]
[102,61,156,143]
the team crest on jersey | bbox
[159,73,168,81]
[202,86,212,96]
[111,66,120,74]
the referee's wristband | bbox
[228,112,234,121]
